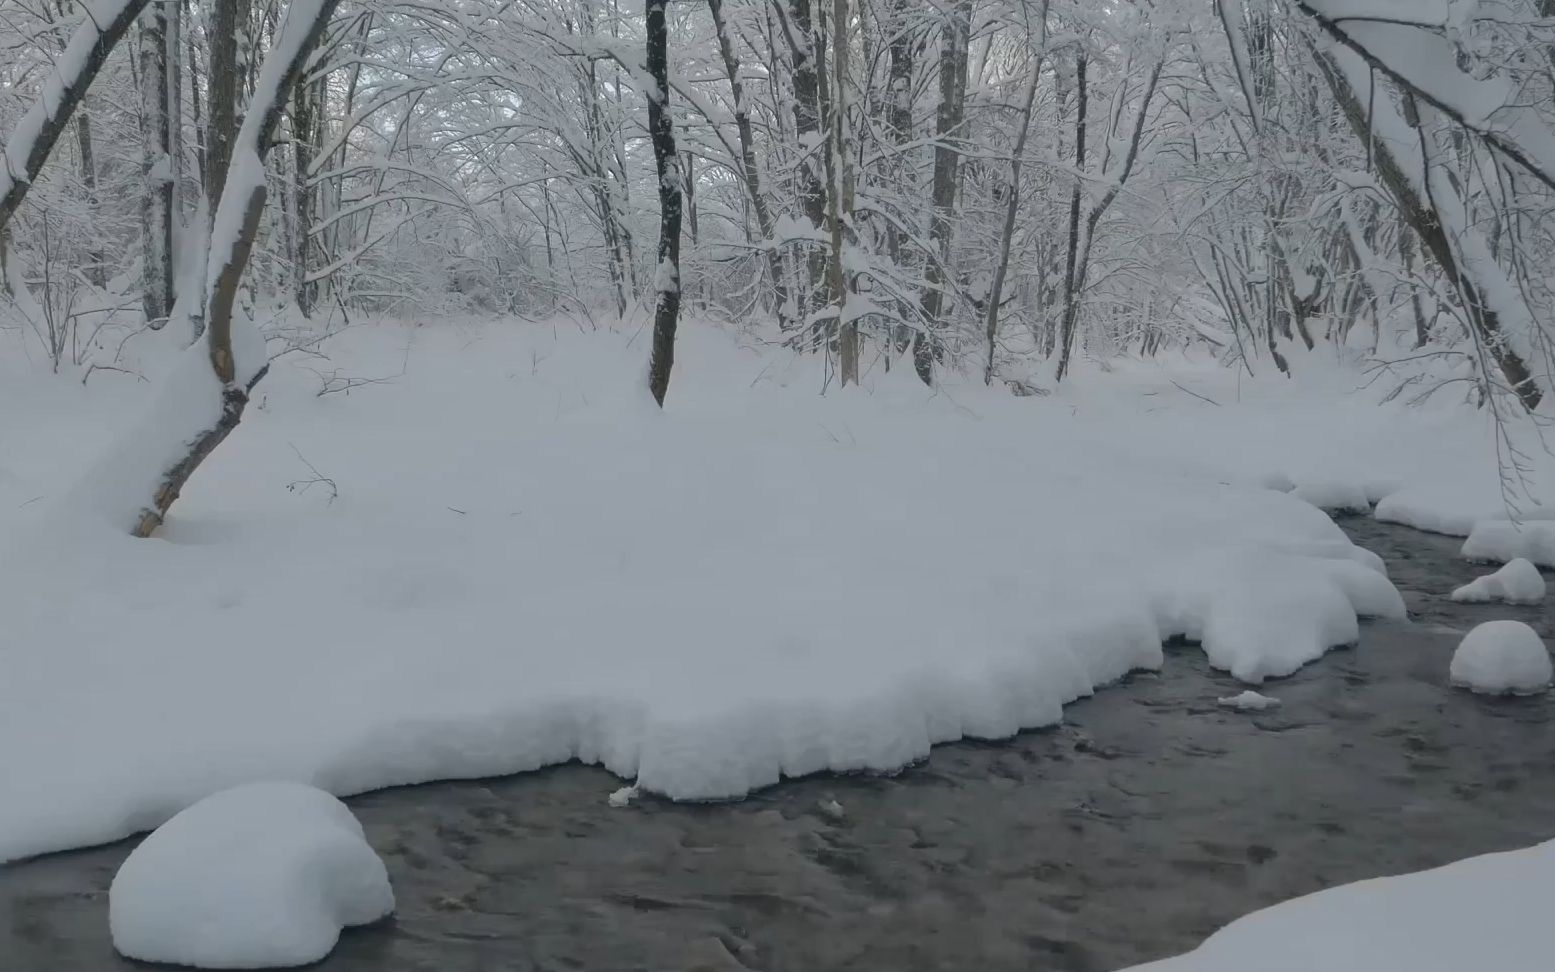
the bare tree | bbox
[645,0,682,407]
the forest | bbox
[3,2,1555,970]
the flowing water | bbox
[3,518,1553,971]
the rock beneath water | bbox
[1450,621,1552,696]
[1450,559,1547,605]
[109,782,394,969]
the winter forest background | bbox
[5,0,1554,421]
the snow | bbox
[108,782,393,969]
[1450,559,1546,605]
[0,323,1434,863]
[1290,480,1371,514]
[1125,838,1555,972]
[1216,690,1280,712]
[1449,621,1552,696]
[1461,520,1555,569]
[607,785,639,808]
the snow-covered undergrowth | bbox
[1124,838,1555,972]
[1450,621,1552,696]
[109,782,393,968]
[5,319,1550,864]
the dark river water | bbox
[3,518,1553,972]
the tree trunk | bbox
[916,0,971,386]
[1055,53,1088,382]
[1315,50,1541,411]
[139,3,176,322]
[206,0,246,207]
[132,0,342,538]
[785,0,828,323]
[984,5,1046,385]
[645,0,682,408]
[827,0,856,384]
[708,0,793,330]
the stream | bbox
[3,517,1553,971]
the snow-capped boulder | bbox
[110,782,394,969]
[1450,559,1546,605]
[1449,621,1552,696]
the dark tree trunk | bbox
[915,0,971,385]
[140,3,176,321]
[1055,53,1088,382]
[645,0,683,408]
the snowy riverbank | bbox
[0,318,1547,864]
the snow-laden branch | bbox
[0,0,151,232]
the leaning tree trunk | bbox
[0,0,154,236]
[1314,49,1542,412]
[645,0,683,408]
[708,0,793,331]
[131,0,342,538]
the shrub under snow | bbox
[109,782,394,969]
[1449,621,1552,696]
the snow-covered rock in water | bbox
[1124,839,1555,972]
[1291,480,1370,514]
[1448,621,1552,696]
[1217,690,1279,712]
[1461,520,1555,568]
[110,782,393,969]
[1450,559,1546,605]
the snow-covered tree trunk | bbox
[131,0,342,537]
[1055,52,1088,380]
[0,0,153,236]
[645,0,682,408]
[785,0,828,329]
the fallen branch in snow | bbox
[1170,381,1221,407]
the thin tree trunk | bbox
[828,0,856,384]
[916,0,972,385]
[139,2,175,321]
[1055,53,1087,381]
[645,0,682,408]
[984,4,1047,385]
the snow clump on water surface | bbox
[1449,621,1552,696]
[109,782,394,969]
[1450,559,1546,605]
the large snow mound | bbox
[1462,520,1555,568]
[1124,839,1555,972]
[1449,621,1552,696]
[109,782,393,968]
[0,321,1480,865]
[1450,559,1546,605]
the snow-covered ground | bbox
[0,318,1548,864]
[1124,838,1555,972]
[109,782,393,968]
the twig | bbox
[1169,380,1221,406]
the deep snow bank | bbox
[110,782,393,968]
[1124,839,1555,972]
[0,320,1484,865]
